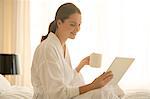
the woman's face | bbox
[57,13,81,39]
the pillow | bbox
[0,74,11,91]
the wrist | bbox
[75,67,80,73]
[89,83,96,90]
[79,83,95,95]
[76,62,84,72]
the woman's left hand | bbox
[76,56,90,72]
[80,56,90,66]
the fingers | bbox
[82,56,90,65]
[91,71,113,89]
[103,74,113,82]
[101,71,113,78]
[98,71,113,82]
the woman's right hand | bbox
[91,71,113,90]
[79,71,113,94]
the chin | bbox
[70,36,76,39]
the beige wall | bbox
[0,0,17,53]
[0,0,4,52]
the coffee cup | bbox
[89,53,102,68]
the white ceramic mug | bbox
[89,53,102,68]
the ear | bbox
[57,19,63,28]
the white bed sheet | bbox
[0,87,150,99]
[0,86,33,99]
[123,89,150,99]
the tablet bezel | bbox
[107,57,135,85]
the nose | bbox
[74,26,80,32]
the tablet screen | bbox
[107,57,135,85]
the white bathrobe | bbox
[31,33,122,99]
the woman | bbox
[31,3,124,99]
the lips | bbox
[71,32,76,35]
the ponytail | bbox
[41,20,57,42]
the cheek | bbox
[69,26,77,31]
[61,24,75,32]
[65,26,75,32]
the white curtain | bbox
[0,0,31,86]
[30,0,150,90]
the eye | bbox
[70,23,76,27]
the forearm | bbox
[79,83,95,94]
[76,56,89,72]
[76,62,84,72]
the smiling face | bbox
[57,13,81,39]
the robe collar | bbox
[47,32,66,58]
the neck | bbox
[55,30,67,47]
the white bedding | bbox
[123,90,150,99]
[0,74,33,99]
[1,88,150,99]
[0,74,150,99]
[0,87,150,99]
[0,86,33,99]
[124,93,150,99]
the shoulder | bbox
[33,39,55,57]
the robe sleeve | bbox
[38,46,79,99]
[69,70,85,87]
[65,48,85,87]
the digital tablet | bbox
[107,57,135,85]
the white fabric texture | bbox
[0,86,33,99]
[0,74,11,92]
[31,33,122,99]
[123,90,150,99]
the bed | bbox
[0,74,150,99]
[123,89,150,99]
[0,74,33,99]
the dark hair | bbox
[41,3,81,42]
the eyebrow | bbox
[68,21,76,24]
[68,20,81,25]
